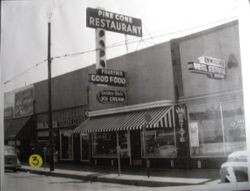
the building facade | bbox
[4,20,245,168]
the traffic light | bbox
[96,28,106,70]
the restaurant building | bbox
[4,20,245,168]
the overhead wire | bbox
[3,15,237,85]
[3,59,47,85]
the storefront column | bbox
[128,130,132,166]
[116,132,121,176]
[219,103,226,155]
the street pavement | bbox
[13,163,250,190]
[4,171,250,191]
[19,164,219,187]
[4,172,140,191]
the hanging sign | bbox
[97,90,126,104]
[86,7,142,37]
[188,56,226,79]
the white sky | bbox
[1,0,239,92]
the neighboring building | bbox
[4,85,37,162]
[172,20,244,168]
[4,20,245,168]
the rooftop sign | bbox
[86,7,142,37]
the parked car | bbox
[220,150,248,182]
[4,145,21,172]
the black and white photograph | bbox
[0,0,250,191]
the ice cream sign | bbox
[188,56,226,79]
[97,90,126,104]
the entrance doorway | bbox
[130,130,142,166]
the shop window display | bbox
[118,131,130,157]
[189,102,246,157]
[142,129,177,158]
[93,131,129,157]
[93,132,117,157]
[222,101,246,154]
[60,130,73,160]
[80,133,90,161]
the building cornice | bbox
[178,89,243,103]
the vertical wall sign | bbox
[175,104,189,158]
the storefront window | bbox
[118,131,129,157]
[80,133,90,161]
[222,101,246,154]
[189,102,246,157]
[60,130,73,160]
[92,131,129,158]
[93,132,117,157]
[142,129,177,158]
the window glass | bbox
[222,101,246,154]
[189,103,224,157]
[93,132,117,157]
[142,129,176,158]
[80,133,90,161]
[60,130,73,160]
[118,131,129,157]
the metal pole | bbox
[48,21,54,171]
[125,34,129,53]
[0,0,5,189]
[143,124,150,177]
[219,103,226,155]
[116,132,121,176]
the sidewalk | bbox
[20,163,221,187]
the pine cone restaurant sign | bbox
[86,7,142,37]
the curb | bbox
[19,167,194,187]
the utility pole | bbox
[0,0,5,190]
[48,21,54,171]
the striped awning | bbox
[74,106,175,133]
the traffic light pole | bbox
[48,21,54,171]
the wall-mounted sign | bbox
[86,7,142,37]
[14,87,34,118]
[4,107,13,119]
[97,68,126,78]
[188,56,226,79]
[97,90,126,104]
[89,69,127,87]
[189,122,199,147]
